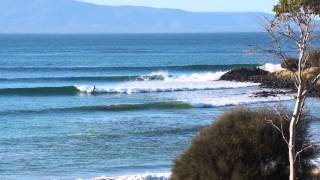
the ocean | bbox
[0,34,319,180]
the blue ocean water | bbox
[0,34,319,180]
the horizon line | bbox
[0,32,269,35]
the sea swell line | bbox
[0,64,260,72]
[0,71,227,83]
[0,81,258,96]
[0,86,80,96]
[0,76,140,82]
[71,101,193,111]
[0,101,193,116]
[0,94,294,116]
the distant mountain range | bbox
[0,0,273,33]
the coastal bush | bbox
[281,50,320,71]
[171,108,316,180]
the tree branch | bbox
[266,118,289,145]
[295,144,313,162]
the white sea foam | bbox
[80,172,171,180]
[172,88,294,108]
[259,63,284,73]
[76,81,258,94]
[174,71,227,82]
[191,95,294,108]
[139,71,170,81]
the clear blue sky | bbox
[78,0,278,13]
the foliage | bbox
[281,50,320,71]
[171,108,316,180]
[273,0,320,16]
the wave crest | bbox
[76,81,257,94]
[0,81,257,96]
[138,71,227,82]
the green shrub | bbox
[281,50,320,71]
[171,108,316,180]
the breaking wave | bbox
[0,70,259,95]
[138,71,227,82]
[0,63,287,96]
[75,81,256,94]
[259,63,284,73]
[0,63,281,84]
[0,82,256,96]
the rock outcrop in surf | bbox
[220,67,320,97]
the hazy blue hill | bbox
[0,0,273,33]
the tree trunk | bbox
[289,119,296,180]
[289,85,303,180]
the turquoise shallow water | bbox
[0,34,318,180]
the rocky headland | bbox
[220,67,320,98]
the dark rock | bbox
[248,74,295,90]
[306,84,320,97]
[220,67,294,89]
[219,67,320,98]
[220,68,269,82]
[252,90,288,98]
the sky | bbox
[78,0,279,13]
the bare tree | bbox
[265,0,320,179]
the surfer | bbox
[92,85,96,94]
